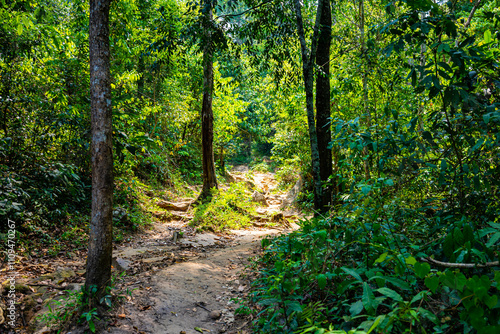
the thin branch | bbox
[454,0,482,47]
[421,257,499,268]
[465,0,482,29]
[215,0,274,20]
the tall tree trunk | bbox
[138,54,145,98]
[293,0,324,215]
[315,0,333,212]
[86,0,114,303]
[199,0,217,201]
[360,0,371,180]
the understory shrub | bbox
[246,206,500,333]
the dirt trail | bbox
[108,229,284,334]
[13,167,300,334]
[102,168,299,334]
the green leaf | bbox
[17,22,23,35]
[469,306,485,328]
[414,262,431,279]
[425,275,440,293]
[349,300,363,316]
[317,274,327,289]
[405,256,417,265]
[463,224,474,243]
[484,29,492,43]
[369,275,411,290]
[377,287,403,302]
[89,321,96,333]
[419,308,439,324]
[443,234,454,259]
[486,232,500,248]
[367,315,385,334]
[258,298,279,306]
[341,267,363,283]
[410,291,427,304]
[275,261,284,271]
[483,113,491,124]
[285,300,303,313]
[440,159,447,172]
[374,252,388,264]
[362,282,377,314]
[484,295,498,309]
[454,227,464,245]
[474,175,481,190]
[384,178,394,186]
[441,271,467,292]
[361,185,371,195]
[429,86,440,99]
[495,271,500,285]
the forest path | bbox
[103,167,300,334]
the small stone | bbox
[112,257,131,271]
[251,191,268,206]
[209,310,222,320]
[54,268,76,280]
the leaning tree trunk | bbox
[315,0,333,213]
[293,0,324,215]
[86,0,114,304]
[199,0,217,201]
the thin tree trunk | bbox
[219,145,226,175]
[138,54,145,98]
[418,42,425,133]
[293,0,324,215]
[360,0,371,180]
[86,0,113,303]
[315,0,333,213]
[199,0,217,201]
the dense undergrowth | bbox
[244,194,500,333]
[0,149,192,256]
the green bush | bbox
[190,182,257,232]
[245,205,500,333]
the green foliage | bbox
[0,163,90,232]
[38,288,83,332]
[246,210,500,333]
[250,161,273,173]
[38,273,128,333]
[275,158,300,191]
[190,182,257,232]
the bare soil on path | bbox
[103,169,299,334]
[106,227,287,334]
[4,167,301,334]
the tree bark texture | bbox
[293,0,324,215]
[86,0,114,301]
[200,0,218,200]
[360,0,371,180]
[315,0,333,212]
